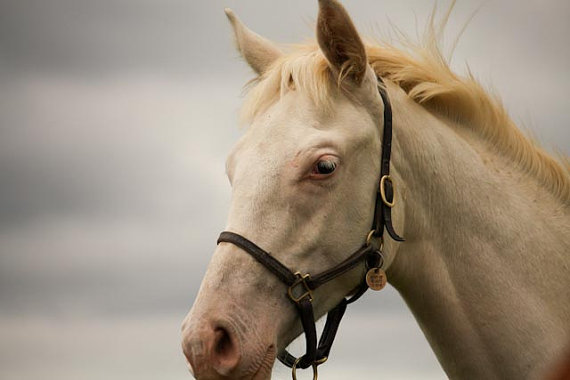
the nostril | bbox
[212,325,240,373]
[214,327,231,356]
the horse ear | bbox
[316,0,367,85]
[225,8,283,75]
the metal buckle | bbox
[291,357,318,380]
[288,272,313,303]
[380,175,396,208]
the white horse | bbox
[182,1,570,379]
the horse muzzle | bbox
[182,306,277,380]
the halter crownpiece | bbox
[216,77,403,379]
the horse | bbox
[181,1,570,379]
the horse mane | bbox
[240,37,570,204]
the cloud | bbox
[0,314,189,380]
[0,0,227,76]
[0,75,241,316]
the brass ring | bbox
[365,230,376,246]
[315,356,328,365]
[366,230,384,252]
[380,175,396,208]
[291,358,318,380]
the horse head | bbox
[181,1,402,379]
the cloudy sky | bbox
[0,1,568,379]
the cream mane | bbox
[241,40,570,204]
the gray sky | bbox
[0,1,568,379]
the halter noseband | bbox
[217,77,403,378]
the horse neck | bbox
[383,85,570,379]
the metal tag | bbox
[366,268,387,291]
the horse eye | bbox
[314,160,337,175]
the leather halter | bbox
[217,77,403,376]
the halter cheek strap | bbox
[375,78,404,242]
[216,77,403,376]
